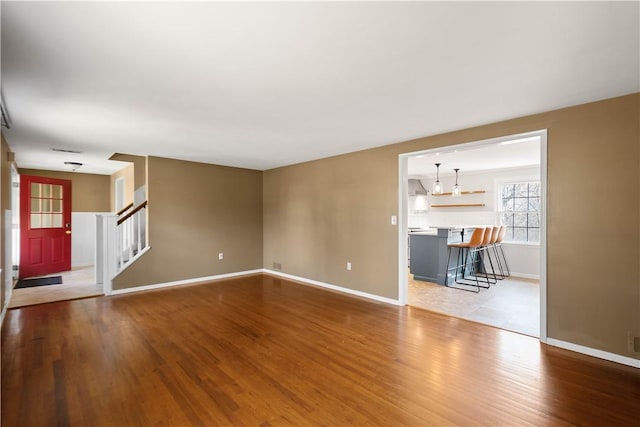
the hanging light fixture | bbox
[64,161,83,172]
[452,168,462,197]
[432,163,443,195]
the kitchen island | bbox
[409,226,473,285]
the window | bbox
[30,183,64,229]
[499,181,540,243]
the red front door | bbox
[19,175,72,278]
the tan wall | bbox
[263,93,640,360]
[263,146,400,298]
[19,169,110,212]
[109,153,146,190]
[0,135,12,311]
[112,156,263,290]
[110,164,135,212]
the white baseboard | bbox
[110,269,263,295]
[72,260,95,268]
[0,266,8,328]
[510,272,540,280]
[6,264,636,370]
[263,269,402,306]
[0,298,9,329]
[109,268,402,309]
[113,246,153,277]
[546,338,640,369]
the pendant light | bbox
[64,161,83,172]
[432,163,443,195]
[452,168,462,197]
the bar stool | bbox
[445,227,487,292]
[487,225,507,280]
[493,225,510,278]
[475,226,499,285]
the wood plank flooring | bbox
[2,274,639,426]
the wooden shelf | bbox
[432,190,486,196]
[431,203,486,208]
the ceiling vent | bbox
[51,148,83,154]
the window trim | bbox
[495,177,541,245]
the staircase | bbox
[116,200,148,268]
[96,200,149,294]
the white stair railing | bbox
[116,201,147,271]
[96,201,148,295]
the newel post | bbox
[96,213,118,295]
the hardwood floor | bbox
[2,274,639,426]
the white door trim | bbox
[114,176,125,212]
[539,130,548,342]
[397,129,548,342]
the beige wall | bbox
[112,156,263,290]
[263,93,640,360]
[0,135,12,311]
[109,153,146,190]
[19,169,110,212]
[110,164,135,212]
[263,146,400,298]
[2,94,637,361]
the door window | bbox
[30,183,64,229]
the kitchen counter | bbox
[409,230,437,236]
[409,226,485,285]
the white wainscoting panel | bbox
[72,212,108,268]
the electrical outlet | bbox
[391,215,397,225]
[347,262,352,271]
[273,262,282,270]
[218,252,223,260]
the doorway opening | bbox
[19,175,72,278]
[115,176,125,212]
[398,130,547,341]
[10,174,103,309]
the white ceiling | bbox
[2,2,638,174]
[408,136,541,177]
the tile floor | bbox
[408,273,540,337]
[9,265,103,309]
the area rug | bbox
[15,275,63,289]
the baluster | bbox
[136,210,142,255]
[120,222,124,266]
[122,220,127,264]
[127,219,133,262]
[116,224,122,268]
[113,201,147,273]
[141,208,146,248]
